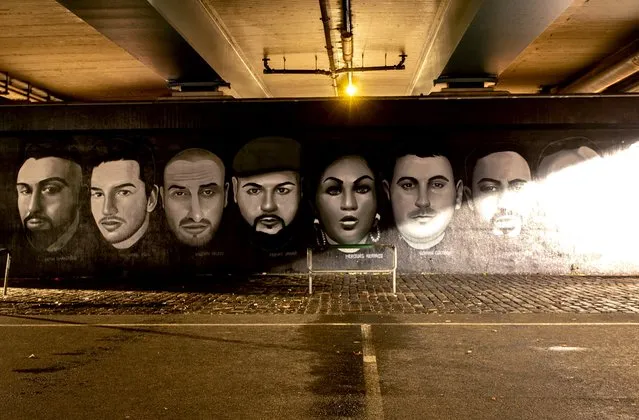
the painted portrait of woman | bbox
[313,155,381,247]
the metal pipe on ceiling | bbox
[604,71,639,93]
[262,58,331,75]
[335,55,407,73]
[263,0,406,93]
[262,54,406,76]
[556,39,639,94]
[341,0,354,87]
[318,0,338,96]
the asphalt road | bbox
[0,314,637,419]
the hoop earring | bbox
[314,218,327,247]
[370,213,381,243]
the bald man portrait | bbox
[16,143,82,252]
[161,148,228,247]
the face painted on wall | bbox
[16,157,82,252]
[537,146,600,179]
[469,151,531,237]
[90,160,158,249]
[232,171,300,235]
[162,149,228,247]
[316,155,377,245]
[385,155,461,249]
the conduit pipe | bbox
[263,55,406,75]
[263,0,406,94]
[556,39,639,94]
[342,0,354,86]
[604,71,639,93]
[319,0,339,96]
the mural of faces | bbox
[468,151,531,237]
[537,146,600,179]
[385,155,461,249]
[90,160,158,249]
[316,155,377,245]
[162,149,228,247]
[16,157,82,252]
[233,170,300,235]
[535,144,606,252]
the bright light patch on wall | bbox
[534,143,639,268]
[346,83,357,96]
[469,142,639,273]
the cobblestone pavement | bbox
[1,274,639,315]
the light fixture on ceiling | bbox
[345,82,357,96]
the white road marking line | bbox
[545,346,589,352]
[0,322,638,327]
[361,324,384,420]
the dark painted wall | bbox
[1,97,638,286]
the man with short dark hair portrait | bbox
[90,140,159,250]
[16,143,82,252]
[232,136,303,252]
[460,144,551,274]
[465,146,532,238]
[384,145,462,250]
[161,148,228,247]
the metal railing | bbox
[306,243,397,294]
[1,248,10,297]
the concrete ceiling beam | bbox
[55,0,225,88]
[435,0,573,87]
[407,0,483,96]
[147,0,271,99]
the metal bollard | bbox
[2,251,10,297]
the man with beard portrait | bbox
[88,138,165,284]
[16,142,82,253]
[162,148,228,248]
[160,148,231,278]
[464,144,532,239]
[232,136,307,271]
[462,143,545,273]
[12,140,95,281]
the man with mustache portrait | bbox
[161,148,228,248]
[16,142,82,253]
[232,136,305,258]
[382,142,463,272]
[384,143,462,250]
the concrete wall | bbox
[1,97,638,285]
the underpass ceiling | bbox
[0,0,637,101]
[497,0,639,93]
[0,0,168,100]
